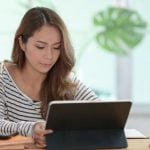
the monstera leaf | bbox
[93,7,147,56]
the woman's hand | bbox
[32,122,53,148]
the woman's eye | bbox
[36,46,45,49]
[54,46,61,50]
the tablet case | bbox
[45,101,132,150]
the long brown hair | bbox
[11,7,76,118]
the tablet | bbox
[45,100,132,149]
[46,100,132,130]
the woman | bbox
[0,7,99,148]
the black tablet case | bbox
[45,101,132,150]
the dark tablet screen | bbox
[45,100,132,131]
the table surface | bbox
[0,135,150,150]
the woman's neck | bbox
[20,64,47,88]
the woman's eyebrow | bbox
[53,41,61,45]
[36,41,47,44]
[36,41,61,45]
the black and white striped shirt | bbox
[0,62,99,137]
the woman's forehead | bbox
[29,25,61,44]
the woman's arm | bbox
[0,82,37,136]
[72,75,100,101]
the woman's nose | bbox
[45,48,53,60]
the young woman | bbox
[0,7,99,148]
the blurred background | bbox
[0,0,150,135]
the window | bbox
[0,0,150,109]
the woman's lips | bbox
[41,63,52,68]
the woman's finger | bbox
[33,136,46,148]
[35,142,47,148]
[34,135,45,142]
[43,129,53,135]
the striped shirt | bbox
[0,62,99,137]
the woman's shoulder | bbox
[68,72,79,82]
[68,72,85,87]
[0,60,17,79]
[3,60,17,73]
[0,61,6,74]
[1,60,14,67]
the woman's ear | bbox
[18,36,26,51]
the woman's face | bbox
[20,25,61,74]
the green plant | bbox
[93,7,147,56]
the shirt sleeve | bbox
[71,74,100,101]
[0,72,37,137]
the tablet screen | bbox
[45,100,132,131]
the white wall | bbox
[126,114,150,136]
